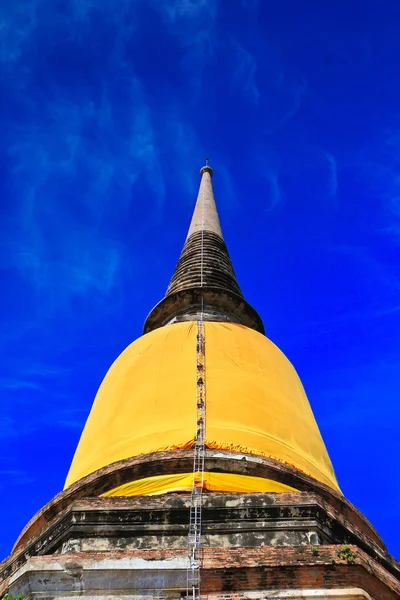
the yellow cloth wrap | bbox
[204,323,339,491]
[102,472,298,496]
[65,321,340,493]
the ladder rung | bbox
[187,320,206,600]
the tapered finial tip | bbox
[200,158,213,177]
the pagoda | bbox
[1,163,399,600]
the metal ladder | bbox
[186,319,206,600]
[187,159,209,600]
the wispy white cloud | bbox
[169,119,206,197]
[332,244,400,292]
[215,163,239,211]
[354,124,400,241]
[25,365,69,378]
[0,470,35,487]
[251,149,285,211]
[263,74,307,134]
[55,406,88,430]
[326,152,338,199]
[57,418,86,430]
[181,29,216,101]
[0,416,37,439]
[0,3,38,66]
[240,0,259,9]
[128,100,165,208]
[150,0,218,102]
[313,356,400,431]
[154,0,217,24]
[263,169,284,211]
[0,379,44,392]
[231,39,260,106]
[0,0,169,312]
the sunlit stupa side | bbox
[1,163,399,599]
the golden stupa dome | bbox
[65,320,339,493]
[65,163,339,497]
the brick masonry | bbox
[9,450,386,553]
[3,546,400,599]
[2,486,400,598]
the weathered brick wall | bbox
[2,546,400,600]
[10,450,386,554]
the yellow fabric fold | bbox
[102,472,299,497]
[66,321,340,493]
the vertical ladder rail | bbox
[186,320,206,600]
[187,160,208,600]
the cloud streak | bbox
[154,0,217,23]
[0,0,170,313]
[326,152,338,199]
[0,379,44,391]
[231,39,260,106]
[0,470,35,488]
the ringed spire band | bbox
[144,162,264,334]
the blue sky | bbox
[1,0,400,560]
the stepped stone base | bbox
[1,452,399,599]
[2,491,400,599]
[4,547,399,600]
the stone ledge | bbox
[9,450,385,553]
[2,489,396,587]
[3,547,399,600]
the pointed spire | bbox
[166,162,242,297]
[185,162,222,240]
[143,162,264,335]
